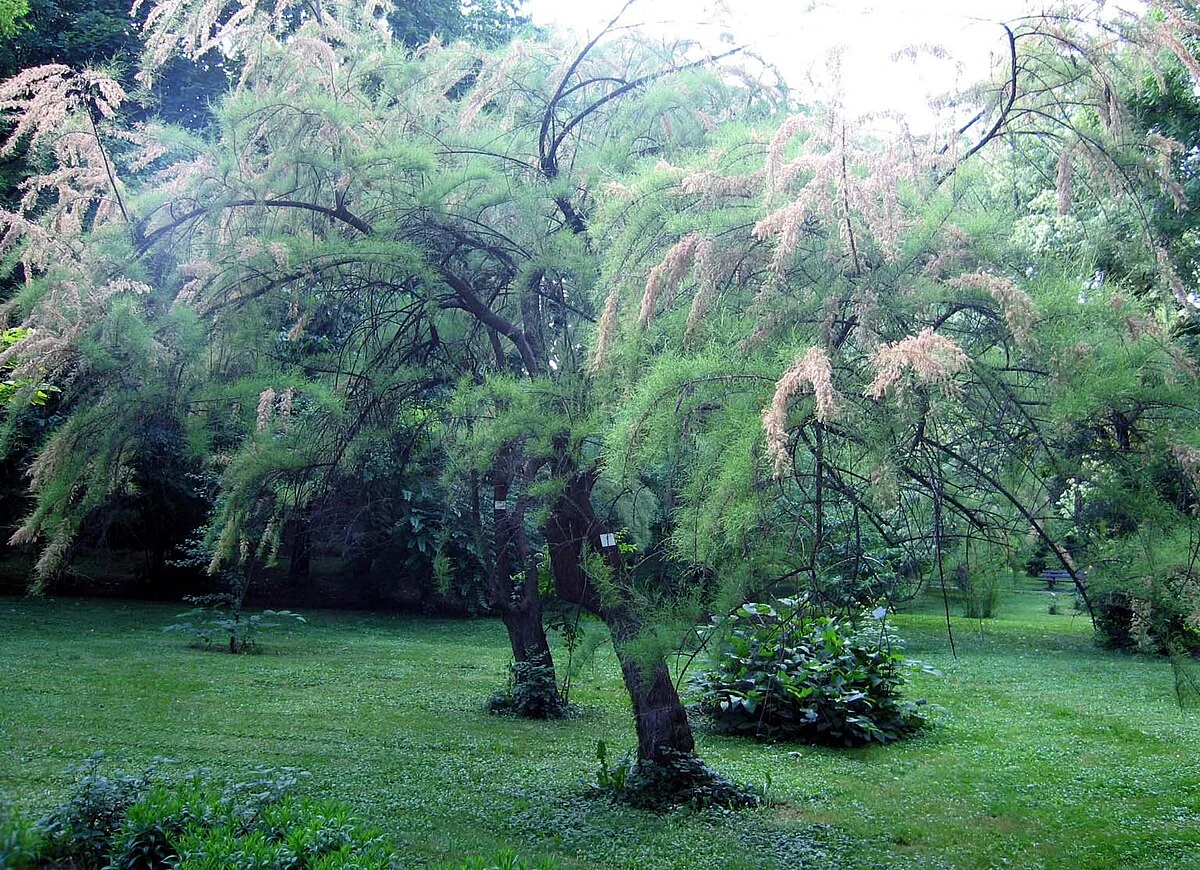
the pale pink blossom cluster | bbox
[268,242,291,269]
[113,125,171,172]
[1172,442,1200,488]
[601,181,637,200]
[256,387,297,433]
[133,0,278,86]
[0,276,150,391]
[1124,313,1163,342]
[148,154,217,204]
[21,148,119,238]
[920,224,973,279]
[277,388,294,421]
[256,388,277,432]
[0,212,65,277]
[101,278,153,297]
[1152,10,1200,84]
[683,237,718,344]
[1156,247,1196,312]
[1145,132,1188,210]
[287,314,310,343]
[0,66,124,157]
[638,233,700,327]
[949,272,1037,348]
[763,347,839,478]
[753,194,818,276]
[238,237,264,260]
[0,66,132,247]
[589,291,620,373]
[752,112,914,275]
[680,169,762,202]
[175,259,216,308]
[764,116,811,195]
[863,327,970,400]
[842,144,908,260]
[459,42,530,130]
[891,44,950,64]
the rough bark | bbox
[607,607,696,762]
[488,461,564,716]
[543,467,696,763]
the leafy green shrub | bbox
[690,601,932,746]
[813,537,926,610]
[170,794,394,870]
[1084,525,1200,654]
[11,758,393,869]
[35,752,154,866]
[1092,566,1200,654]
[0,803,43,869]
[163,594,305,653]
[109,775,215,869]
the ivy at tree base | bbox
[485,661,570,720]
[594,747,761,812]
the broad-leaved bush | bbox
[690,601,932,746]
[10,757,393,869]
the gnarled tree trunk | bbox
[543,467,695,764]
[487,462,564,717]
[606,606,696,763]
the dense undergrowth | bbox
[0,758,392,869]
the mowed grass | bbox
[1,591,1198,869]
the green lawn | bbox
[1,591,1198,868]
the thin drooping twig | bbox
[86,101,130,229]
[938,23,1017,184]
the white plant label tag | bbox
[599,533,616,548]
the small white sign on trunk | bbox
[599,533,616,548]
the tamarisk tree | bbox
[1,3,572,684]
[0,0,774,775]
[589,2,1200,647]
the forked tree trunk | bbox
[544,467,696,763]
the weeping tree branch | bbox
[135,196,373,251]
[439,269,540,375]
[537,0,744,235]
